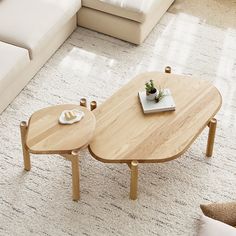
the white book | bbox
[138,89,176,114]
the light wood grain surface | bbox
[26,104,96,154]
[89,72,222,163]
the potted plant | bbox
[145,80,166,103]
[145,80,157,101]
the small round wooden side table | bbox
[20,104,96,201]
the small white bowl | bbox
[59,109,85,125]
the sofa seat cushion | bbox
[82,0,162,23]
[0,0,81,59]
[198,215,236,236]
[0,41,30,94]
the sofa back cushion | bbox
[82,0,163,23]
[0,0,81,59]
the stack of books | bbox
[138,89,176,114]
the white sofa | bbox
[78,0,175,44]
[0,0,80,113]
[0,0,174,113]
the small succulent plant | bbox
[145,80,157,94]
[145,80,166,103]
[155,87,165,103]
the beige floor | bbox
[170,0,236,29]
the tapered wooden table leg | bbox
[90,101,97,111]
[206,118,217,157]
[80,98,87,108]
[71,150,80,201]
[20,121,31,171]
[130,161,138,200]
[165,66,172,74]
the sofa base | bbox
[0,16,77,113]
[77,0,174,44]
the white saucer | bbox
[59,109,85,125]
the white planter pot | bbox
[146,91,157,101]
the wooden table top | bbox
[88,72,222,163]
[26,104,96,154]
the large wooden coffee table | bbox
[89,71,222,200]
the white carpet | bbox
[0,12,236,236]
